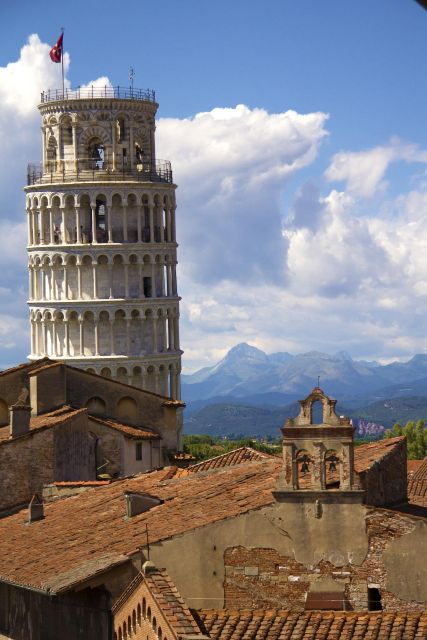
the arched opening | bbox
[86,396,106,416]
[101,367,111,378]
[137,603,141,625]
[132,611,136,632]
[311,399,323,424]
[113,309,126,354]
[296,449,313,489]
[88,137,105,170]
[116,396,137,422]
[142,598,146,619]
[46,135,57,171]
[147,607,152,622]
[325,449,340,489]
[95,197,107,242]
[0,398,9,426]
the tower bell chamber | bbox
[25,86,182,399]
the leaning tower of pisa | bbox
[25,85,181,399]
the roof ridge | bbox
[188,445,272,472]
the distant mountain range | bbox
[182,343,427,437]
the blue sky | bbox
[1,0,427,371]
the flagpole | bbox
[61,27,65,98]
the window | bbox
[143,277,152,298]
[368,587,382,611]
[136,443,142,460]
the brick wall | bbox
[223,509,425,613]
[113,576,176,640]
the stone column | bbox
[129,125,134,171]
[160,208,165,242]
[312,442,325,490]
[138,263,144,298]
[49,209,54,244]
[35,320,40,355]
[108,264,114,299]
[65,322,70,356]
[123,205,128,242]
[151,263,156,298]
[111,119,117,171]
[340,442,353,490]
[167,264,172,296]
[124,263,129,297]
[61,208,66,244]
[91,204,97,244]
[51,266,57,301]
[171,206,176,242]
[79,319,85,356]
[107,205,113,243]
[28,269,33,301]
[52,320,58,357]
[41,268,46,300]
[154,370,160,394]
[152,316,158,353]
[149,204,154,243]
[166,207,172,242]
[63,265,68,300]
[27,209,32,245]
[137,205,142,242]
[110,319,115,355]
[30,321,36,355]
[94,321,100,356]
[168,316,175,351]
[172,264,177,296]
[125,318,131,354]
[173,316,180,351]
[76,263,82,299]
[93,263,98,298]
[72,123,78,171]
[32,208,39,245]
[42,319,48,355]
[76,207,81,244]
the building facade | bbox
[25,86,182,398]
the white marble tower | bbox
[25,85,182,399]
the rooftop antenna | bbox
[317,375,320,387]
[129,67,135,93]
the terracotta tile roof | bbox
[0,406,86,445]
[186,447,275,475]
[197,609,427,640]
[0,459,280,593]
[408,457,427,508]
[0,357,52,377]
[407,459,424,478]
[88,415,161,440]
[354,436,406,473]
[145,569,205,637]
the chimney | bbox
[28,494,44,522]
[9,388,32,438]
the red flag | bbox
[49,33,63,63]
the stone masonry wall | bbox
[223,509,426,612]
[0,428,54,512]
[361,439,407,506]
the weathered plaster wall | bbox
[148,503,426,612]
[149,499,369,609]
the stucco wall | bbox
[149,499,369,610]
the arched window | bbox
[142,598,147,619]
[158,627,163,639]
[325,449,340,488]
[296,449,313,489]
[132,610,136,632]
[147,606,152,622]
[137,603,141,625]
[152,617,157,632]
[116,396,137,421]
[86,396,106,416]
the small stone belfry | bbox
[276,387,358,493]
